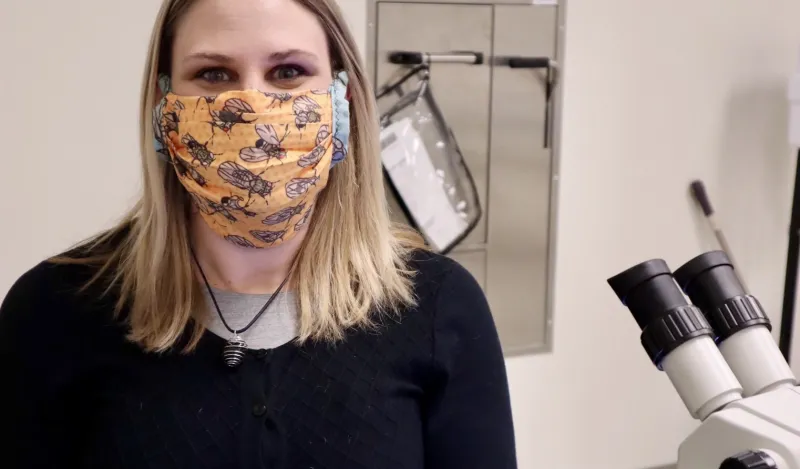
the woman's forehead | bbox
[172,0,327,60]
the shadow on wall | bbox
[715,82,792,319]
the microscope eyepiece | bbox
[608,259,687,330]
[674,251,770,341]
[608,258,743,419]
[608,259,714,368]
[674,251,796,396]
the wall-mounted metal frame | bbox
[365,0,568,357]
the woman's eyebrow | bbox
[267,49,318,62]
[183,52,234,65]
[182,49,318,65]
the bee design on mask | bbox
[154,102,184,161]
[210,98,255,135]
[225,235,256,248]
[219,195,257,217]
[264,92,291,107]
[250,229,287,245]
[294,206,313,232]
[262,203,306,226]
[298,125,331,168]
[196,96,216,108]
[297,146,325,168]
[173,157,207,187]
[240,124,290,163]
[292,96,322,130]
[181,134,215,167]
[191,195,237,223]
[331,137,346,165]
[195,195,256,223]
[217,161,275,202]
[285,175,321,199]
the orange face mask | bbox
[153,73,350,248]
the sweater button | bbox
[255,349,271,359]
[252,403,268,417]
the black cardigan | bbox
[0,248,517,469]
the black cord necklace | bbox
[190,248,292,368]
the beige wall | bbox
[503,1,800,467]
[2,0,800,468]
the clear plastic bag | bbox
[376,65,482,254]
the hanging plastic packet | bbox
[376,65,482,254]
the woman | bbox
[0,0,516,467]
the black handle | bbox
[506,56,551,69]
[388,51,425,65]
[690,180,715,217]
[498,56,556,148]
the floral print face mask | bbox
[153,72,351,248]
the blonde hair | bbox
[56,0,426,352]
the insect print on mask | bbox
[217,161,276,204]
[191,194,235,223]
[250,229,287,245]
[285,175,321,199]
[209,98,256,137]
[154,72,351,248]
[332,137,346,165]
[191,194,255,223]
[264,92,291,107]
[294,205,313,232]
[297,125,330,168]
[263,203,306,226]
[240,124,290,163]
[225,235,256,248]
[293,96,322,130]
[196,96,217,107]
[175,157,207,187]
[181,134,215,167]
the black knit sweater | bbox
[0,247,517,468]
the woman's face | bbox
[169,0,333,96]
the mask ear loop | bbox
[330,71,351,168]
[158,74,171,94]
[152,74,173,162]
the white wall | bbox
[2,1,800,468]
[504,1,800,468]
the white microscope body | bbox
[608,251,800,469]
[680,385,800,468]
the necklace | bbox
[190,248,292,368]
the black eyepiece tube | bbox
[607,259,713,366]
[607,258,742,419]
[673,251,769,341]
[674,251,796,396]
[608,259,687,330]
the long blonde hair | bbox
[56,0,425,352]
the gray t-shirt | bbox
[203,287,298,350]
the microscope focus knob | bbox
[719,450,778,469]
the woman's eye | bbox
[271,65,306,82]
[197,69,231,83]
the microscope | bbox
[608,251,800,469]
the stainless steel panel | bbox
[374,2,492,246]
[487,5,557,354]
[368,1,563,356]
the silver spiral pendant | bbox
[223,334,247,368]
